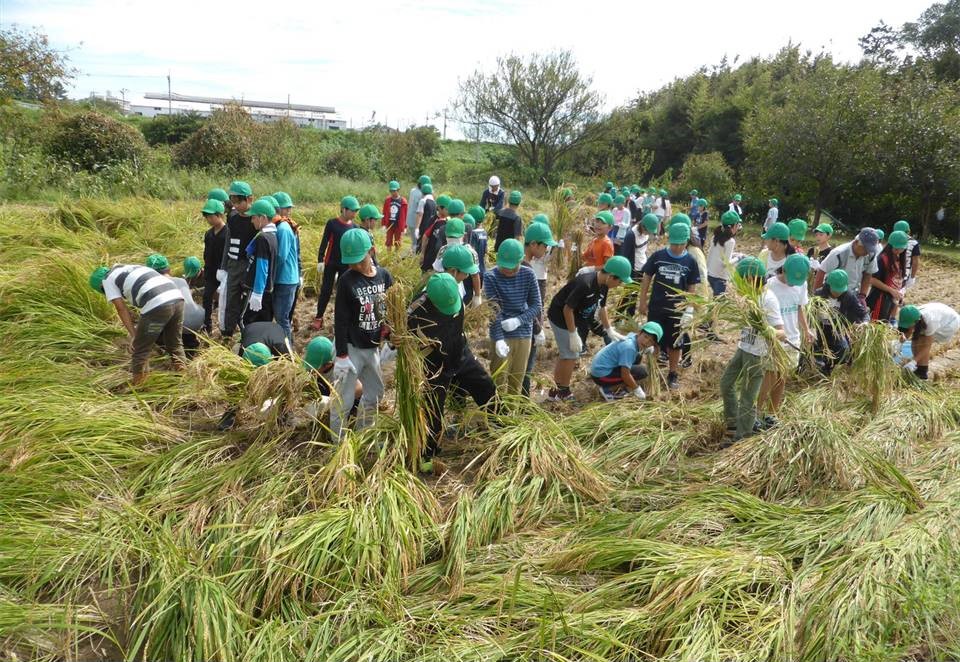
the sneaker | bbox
[658,351,669,365]
[667,372,680,390]
[217,409,237,431]
[760,415,779,430]
[680,354,693,368]
[597,384,627,402]
[310,317,324,331]
[547,387,575,402]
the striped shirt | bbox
[482,265,541,341]
[102,265,183,314]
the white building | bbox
[124,92,346,130]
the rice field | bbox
[4,198,960,661]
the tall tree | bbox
[452,51,602,180]
[902,0,960,80]
[0,27,75,103]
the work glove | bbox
[495,339,510,358]
[633,385,647,401]
[642,345,656,356]
[501,317,521,333]
[299,276,304,288]
[248,292,263,312]
[569,333,583,355]
[471,294,483,309]
[414,228,420,241]
[317,263,325,276]
[379,343,397,364]
[898,288,906,300]
[534,330,546,346]
[809,259,821,271]
[679,307,694,328]
[333,356,356,382]
[905,277,916,289]
[904,360,917,373]
[216,269,227,283]
[605,327,626,342]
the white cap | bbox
[489,175,500,187]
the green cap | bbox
[647,187,657,194]
[508,190,522,205]
[496,238,524,269]
[340,195,361,211]
[445,217,466,238]
[826,269,848,293]
[421,183,433,194]
[595,210,615,226]
[597,193,613,206]
[441,244,478,274]
[260,195,280,210]
[670,213,692,227]
[273,191,294,208]
[340,227,372,264]
[358,203,383,221]
[614,194,626,205]
[468,205,486,225]
[531,213,550,226]
[630,185,641,194]
[447,199,465,216]
[436,194,452,209]
[418,174,432,186]
[524,222,557,246]
[183,256,202,278]
[762,222,790,241]
[768,197,779,206]
[146,253,170,272]
[642,213,660,234]
[689,189,699,196]
[602,255,633,284]
[736,257,765,279]
[388,180,400,191]
[660,188,668,197]
[888,230,908,249]
[893,220,910,234]
[605,181,615,189]
[783,253,810,286]
[698,198,708,208]
[248,199,276,218]
[621,186,630,194]
[733,193,742,202]
[720,210,741,226]
[243,342,272,367]
[814,223,834,235]
[562,188,574,198]
[228,180,252,197]
[668,223,691,244]
[303,336,334,371]
[788,218,808,241]
[202,198,225,215]
[876,229,886,242]
[899,305,921,329]
[426,272,462,316]
[641,321,663,343]
[89,266,109,292]
[208,188,229,202]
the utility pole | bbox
[166,70,172,116]
[442,109,447,140]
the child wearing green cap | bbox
[431,214,482,308]
[414,183,436,254]
[612,196,631,247]
[493,191,524,252]
[483,239,542,395]
[894,220,921,289]
[866,230,909,322]
[759,222,793,280]
[382,181,408,250]
[897,303,960,380]
[409,273,496,472]
[312,196,361,330]
[807,224,834,266]
[583,212,616,269]
[719,257,786,441]
[706,210,742,296]
[693,198,710,246]
[521,223,558,396]
[728,194,743,217]
[242,199,279,326]
[202,198,227,333]
[589,322,661,401]
[219,181,255,338]
[764,198,779,232]
[145,254,205,354]
[812,269,868,374]
[331,228,394,439]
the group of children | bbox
[86,176,959,465]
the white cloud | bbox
[6,0,934,134]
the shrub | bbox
[141,113,207,146]
[173,104,259,172]
[44,110,147,172]
[323,147,373,180]
[678,152,735,203]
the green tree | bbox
[903,0,960,80]
[452,50,602,180]
[678,152,735,204]
[141,113,207,146]
[0,27,75,103]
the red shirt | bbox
[382,195,408,231]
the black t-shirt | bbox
[421,219,447,273]
[224,211,257,265]
[419,198,437,234]
[807,246,833,262]
[641,248,701,313]
[204,226,226,277]
[240,321,289,355]
[407,293,468,378]
[547,272,608,328]
[387,197,404,224]
[494,207,523,251]
[334,266,394,356]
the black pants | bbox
[316,264,346,320]
[221,260,247,338]
[576,316,611,346]
[242,290,274,327]
[424,350,496,458]
[202,272,218,333]
[815,324,850,374]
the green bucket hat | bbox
[768,197,779,206]
[388,180,400,191]
[89,266,109,292]
[340,228,373,265]
[531,213,550,226]
[340,195,361,211]
[698,198,708,208]
[602,255,633,284]
[358,203,383,221]
[630,185,641,194]
[762,222,789,241]
[426,272,462,316]
[783,253,810,286]
[605,181,615,189]
[736,257,765,279]
[826,269,849,294]
[788,218,808,241]
[614,195,626,205]
[689,189,699,197]
[642,213,661,234]
[228,180,252,197]
[248,199,276,219]
[441,244,479,275]
[814,223,834,235]
[899,305,921,330]
[146,253,170,273]
[524,222,557,246]
[445,218,466,238]
[876,229,886,242]
[594,210,615,226]
[496,238,524,269]
[447,199,465,216]
[668,223,691,245]
[207,188,229,202]
[183,256,202,278]
[888,230,909,250]
[273,191,294,208]
[243,342,272,367]
[303,336,334,372]
[641,321,664,343]
[508,190,522,205]
[893,219,911,234]
[659,188,668,197]
[721,210,741,226]
[597,193,613,206]
[202,198,225,215]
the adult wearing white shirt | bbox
[813,228,880,300]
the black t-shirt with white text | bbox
[334,266,394,356]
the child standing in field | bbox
[866,230,909,322]
[693,198,710,246]
[219,181,256,339]
[807,223,834,267]
[894,220,922,289]
[582,211,616,269]
[612,195,631,247]
[382,181,408,251]
[706,210,741,296]
[764,197,779,232]
[812,269,869,374]
[242,199,279,326]
[760,222,792,280]
[493,191,524,252]
[201,198,226,333]
[312,196,361,330]
[272,196,301,342]
[521,222,558,396]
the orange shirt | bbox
[582,235,614,268]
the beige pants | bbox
[490,337,532,396]
[131,301,186,377]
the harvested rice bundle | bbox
[386,285,428,470]
[239,357,321,429]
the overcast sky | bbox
[2,0,934,136]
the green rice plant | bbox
[0,590,111,662]
[440,490,473,598]
[565,227,585,281]
[841,321,904,412]
[313,433,363,503]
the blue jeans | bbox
[708,275,727,296]
[272,283,298,341]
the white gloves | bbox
[317,263,325,275]
[904,360,917,372]
[333,356,356,382]
[642,345,656,355]
[248,292,263,312]
[898,288,906,300]
[558,239,565,249]
[569,333,583,354]
[534,330,546,346]
[605,327,626,342]
[633,385,647,400]
[414,228,420,241]
[216,269,227,283]
[501,317,521,332]
[905,277,916,289]
[471,294,483,309]
[679,307,694,328]
[495,339,510,358]
[379,344,397,364]
[809,259,821,271]
[299,276,304,288]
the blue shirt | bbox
[590,333,639,377]
[275,221,300,285]
[483,265,541,340]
